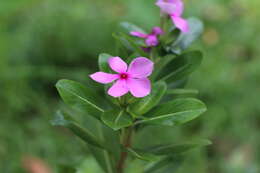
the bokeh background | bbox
[0,0,259,172]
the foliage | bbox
[0,0,259,173]
[52,1,209,171]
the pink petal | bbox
[172,0,184,16]
[145,35,159,47]
[152,27,164,35]
[156,1,176,15]
[128,57,154,78]
[108,79,129,97]
[171,16,189,33]
[157,0,176,3]
[130,31,148,38]
[89,72,119,84]
[127,78,151,98]
[108,57,128,73]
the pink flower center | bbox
[120,73,128,80]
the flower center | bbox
[120,73,128,79]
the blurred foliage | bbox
[0,0,259,172]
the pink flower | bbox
[130,27,163,47]
[89,57,154,98]
[156,0,189,33]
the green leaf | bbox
[99,53,113,73]
[56,79,106,119]
[101,109,133,130]
[86,120,119,173]
[142,139,212,155]
[137,98,207,126]
[77,157,104,173]
[127,82,167,117]
[157,51,203,83]
[143,139,211,172]
[166,89,199,98]
[150,54,176,81]
[53,111,117,173]
[144,155,184,173]
[126,147,159,162]
[51,111,107,150]
[115,36,129,58]
[113,32,148,57]
[88,146,115,173]
[167,89,199,95]
[171,17,204,53]
[120,22,146,34]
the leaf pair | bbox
[56,78,206,130]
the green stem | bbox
[116,127,133,173]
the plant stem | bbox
[117,127,133,173]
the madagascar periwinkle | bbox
[90,57,153,98]
[130,27,164,47]
[53,0,210,173]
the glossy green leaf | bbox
[171,17,204,53]
[51,111,106,150]
[56,79,106,119]
[157,51,203,83]
[127,82,167,117]
[137,98,207,126]
[98,53,113,73]
[120,22,146,34]
[150,54,176,81]
[142,139,211,155]
[101,109,133,130]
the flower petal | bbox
[172,0,184,16]
[156,1,176,15]
[127,78,151,98]
[130,31,148,38]
[152,27,164,35]
[108,57,128,73]
[171,16,189,33]
[145,35,159,47]
[108,79,129,97]
[89,72,119,84]
[128,57,154,78]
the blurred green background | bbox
[0,0,259,172]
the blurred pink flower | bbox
[90,57,153,98]
[156,0,189,33]
[130,27,163,47]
